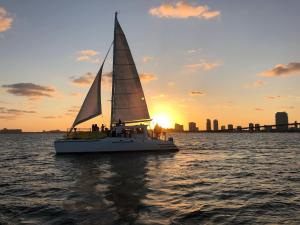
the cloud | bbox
[70,92,83,97]
[139,73,158,82]
[0,6,13,32]
[143,56,154,63]
[70,72,95,86]
[149,1,220,20]
[189,91,206,96]
[265,95,281,100]
[65,105,80,116]
[78,50,99,56]
[258,62,300,77]
[244,80,265,89]
[2,83,55,98]
[41,116,56,119]
[254,108,264,111]
[0,107,36,120]
[76,49,100,63]
[167,82,176,86]
[281,106,295,110]
[187,49,197,54]
[151,94,167,99]
[41,115,62,119]
[186,60,220,71]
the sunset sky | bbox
[0,0,300,131]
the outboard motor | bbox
[168,137,174,142]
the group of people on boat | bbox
[88,119,164,140]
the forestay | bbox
[111,14,150,124]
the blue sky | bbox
[0,0,299,131]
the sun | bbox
[152,113,172,128]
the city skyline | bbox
[0,1,300,131]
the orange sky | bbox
[0,1,299,131]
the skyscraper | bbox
[249,123,254,132]
[188,122,198,132]
[175,123,184,132]
[275,112,288,131]
[213,119,218,131]
[206,119,211,131]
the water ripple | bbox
[0,133,299,224]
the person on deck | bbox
[154,123,162,139]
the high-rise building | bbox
[237,126,242,132]
[275,112,288,131]
[228,124,234,131]
[206,119,211,131]
[255,124,260,131]
[221,125,226,131]
[249,123,254,132]
[213,119,219,131]
[188,122,198,132]
[174,123,184,132]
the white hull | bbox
[54,137,178,154]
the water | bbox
[0,133,299,225]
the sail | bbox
[71,66,102,129]
[71,43,112,130]
[111,14,150,124]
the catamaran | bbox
[54,12,178,153]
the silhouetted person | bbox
[118,119,122,126]
[154,123,162,139]
[95,124,99,132]
[101,124,105,132]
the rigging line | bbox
[102,40,114,65]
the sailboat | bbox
[54,12,178,153]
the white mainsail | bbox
[111,13,150,124]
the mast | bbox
[110,11,118,129]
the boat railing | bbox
[65,128,107,140]
[66,128,92,133]
[148,130,167,141]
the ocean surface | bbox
[0,133,299,225]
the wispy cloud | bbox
[76,49,100,64]
[0,6,13,32]
[143,56,154,63]
[281,105,295,110]
[189,90,206,96]
[149,1,220,20]
[2,83,55,99]
[167,82,176,87]
[41,115,62,119]
[65,105,80,116]
[151,94,167,99]
[139,73,158,82]
[265,95,281,100]
[244,80,265,89]
[186,60,220,71]
[254,108,264,111]
[187,49,197,54]
[258,62,300,77]
[70,72,95,86]
[70,92,83,97]
[78,50,99,56]
[0,107,36,120]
